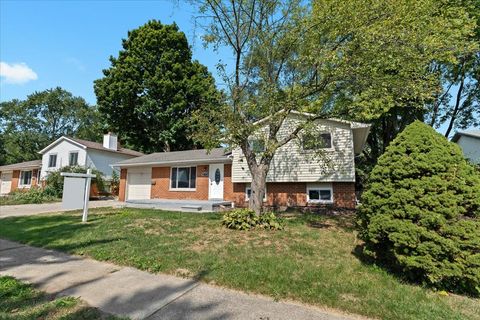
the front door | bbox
[208,164,224,200]
[0,172,12,194]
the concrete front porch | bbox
[124,199,233,212]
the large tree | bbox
[191,0,475,214]
[0,87,101,165]
[94,20,221,153]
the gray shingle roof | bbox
[451,130,480,142]
[0,160,42,171]
[68,137,144,157]
[114,148,231,167]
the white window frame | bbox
[48,153,57,168]
[302,132,334,151]
[307,183,333,203]
[245,184,267,201]
[169,166,197,191]
[68,151,79,166]
[19,170,33,188]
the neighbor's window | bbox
[171,166,196,189]
[303,132,332,150]
[245,185,267,201]
[19,170,32,186]
[69,152,78,166]
[307,187,333,203]
[48,154,57,168]
[248,139,266,153]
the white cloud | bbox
[0,62,38,84]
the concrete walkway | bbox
[0,200,121,218]
[0,239,361,320]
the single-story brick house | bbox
[0,160,42,195]
[114,113,370,209]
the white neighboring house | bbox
[39,133,143,181]
[451,130,480,164]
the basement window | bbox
[245,184,267,201]
[170,166,196,190]
[307,183,333,203]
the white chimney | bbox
[103,133,118,150]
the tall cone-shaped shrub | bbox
[358,121,480,296]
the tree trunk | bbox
[444,76,465,138]
[249,164,269,215]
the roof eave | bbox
[112,157,232,168]
[38,136,87,154]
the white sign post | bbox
[61,169,96,223]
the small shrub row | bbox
[222,209,283,230]
[0,188,58,205]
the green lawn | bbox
[0,208,478,320]
[0,276,122,319]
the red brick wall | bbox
[151,165,210,200]
[232,182,356,209]
[333,182,356,209]
[224,164,234,201]
[119,169,127,201]
[11,170,19,191]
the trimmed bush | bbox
[358,121,480,296]
[45,166,105,198]
[0,188,58,205]
[222,209,283,230]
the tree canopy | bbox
[191,0,477,213]
[94,20,222,153]
[0,87,101,165]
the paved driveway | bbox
[0,200,121,218]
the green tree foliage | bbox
[358,121,480,296]
[0,88,101,165]
[192,0,475,213]
[44,166,105,198]
[94,20,221,153]
[354,0,479,178]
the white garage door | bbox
[0,172,12,195]
[127,168,152,200]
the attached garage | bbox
[0,171,12,195]
[126,168,152,200]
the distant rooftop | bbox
[68,137,144,157]
[0,159,42,171]
[451,130,480,142]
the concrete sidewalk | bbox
[0,200,121,218]
[0,239,361,320]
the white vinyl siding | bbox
[232,115,356,183]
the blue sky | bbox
[0,0,226,104]
[0,0,475,136]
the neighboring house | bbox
[38,133,144,180]
[0,160,42,195]
[114,113,370,209]
[451,130,480,164]
[0,133,143,195]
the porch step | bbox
[180,205,203,212]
